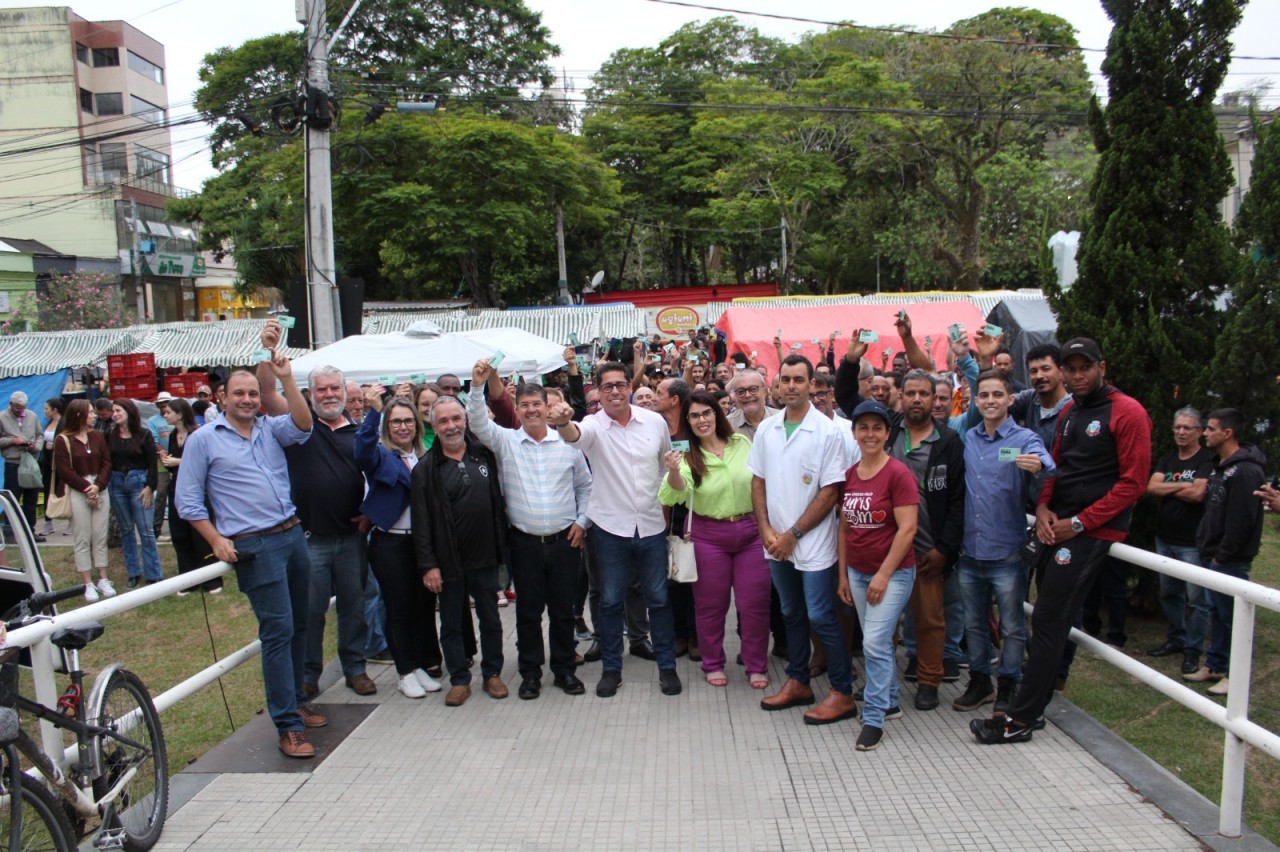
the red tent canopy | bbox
[715,301,988,376]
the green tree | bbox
[837,8,1092,289]
[8,273,137,331]
[1208,114,1280,463]
[1051,0,1245,451]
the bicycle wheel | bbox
[90,670,167,852]
[0,771,75,852]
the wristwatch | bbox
[789,526,804,540]
[1070,516,1085,534]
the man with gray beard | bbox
[259,320,375,698]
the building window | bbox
[96,92,124,115]
[135,145,170,186]
[76,43,88,64]
[126,51,164,85]
[92,47,120,67]
[129,95,164,125]
[99,143,128,179]
[80,88,94,113]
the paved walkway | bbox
[155,608,1212,851]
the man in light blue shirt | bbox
[953,370,1054,717]
[174,355,324,759]
[468,359,592,699]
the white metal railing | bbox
[1030,529,1280,839]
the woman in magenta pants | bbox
[660,390,772,688]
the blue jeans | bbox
[232,524,311,734]
[594,529,675,672]
[900,569,966,663]
[363,565,389,657]
[109,469,163,582]
[1206,560,1250,674]
[769,560,854,695]
[847,566,916,727]
[1154,538,1210,655]
[958,555,1027,679]
[303,531,369,684]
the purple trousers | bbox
[691,516,772,675]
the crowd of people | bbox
[2,312,1271,759]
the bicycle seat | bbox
[50,622,105,650]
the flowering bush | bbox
[7,272,138,331]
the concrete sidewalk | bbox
[156,609,1216,851]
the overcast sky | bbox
[7,0,1278,189]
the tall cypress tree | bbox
[1208,114,1280,464]
[1049,0,1245,449]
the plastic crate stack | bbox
[106,353,157,401]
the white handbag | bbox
[666,488,698,583]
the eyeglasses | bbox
[457,461,470,487]
[599,381,630,393]
[809,390,831,399]
[687,409,715,421]
[388,418,416,428]
[734,386,761,397]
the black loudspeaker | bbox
[286,275,312,349]
[337,277,364,338]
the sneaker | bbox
[1207,677,1230,696]
[84,583,100,602]
[596,670,622,698]
[412,668,443,693]
[574,617,592,643]
[367,650,394,665]
[971,716,1033,745]
[39,520,54,537]
[398,674,427,699]
[884,705,904,721]
[994,677,1017,717]
[157,534,172,543]
[96,578,117,598]
[504,588,516,601]
[953,674,995,711]
[127,577,140,590]
[903,656,918,681]
[497,593,509,608]
[658,669,682,696]
[176,589,190,597]
[942,658,962,683]
[1180,651,1201,676]
[855,725,884,752]
[1183,667,1224,683]
[209,585,224,594]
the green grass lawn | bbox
[1061,516,1280,844]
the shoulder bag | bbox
[666,487,698,583]
[44,435,73,521]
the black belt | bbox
[509,526,572,544]
[231,516,300,541]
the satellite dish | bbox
[585,270,604,293]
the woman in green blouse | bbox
[661,390,772,689]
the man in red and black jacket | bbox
[974,337,1151,744]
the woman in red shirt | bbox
[837,400,918,753]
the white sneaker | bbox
[398,674,427,699]
[97,578,117,598]
[39,521,54,537]
[1208,677,1230,696]
[84,583,100,602]
[412,668,443,693]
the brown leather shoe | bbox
[299,704,328,728]
[346,673,377,695]
[302,682,319,699]
[278,731,315,759]
[760,677,815,711]
[445,685,471,706]
[803,689,858,725]
[483,676,509,699]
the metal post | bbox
[303,0,339,347]
[1219,596,1255,837]
[555,203,569,304]
[779,216,788,294]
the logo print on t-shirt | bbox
[1054,547,1072,565]
[1086,420,1101,437]
[801,472,813,485]
[871,510,887,523]
[478,464,489,478]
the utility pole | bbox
[779,216,789,295]
[554,203,569,304]
[298,0,339,347]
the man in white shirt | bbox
[549,361,680,699]
[749,355,855,725]
[469,359,592,699]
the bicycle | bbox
[0,585,168,850]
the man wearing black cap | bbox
[973,337,1151,744]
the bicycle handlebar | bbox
[1,585,87,629]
